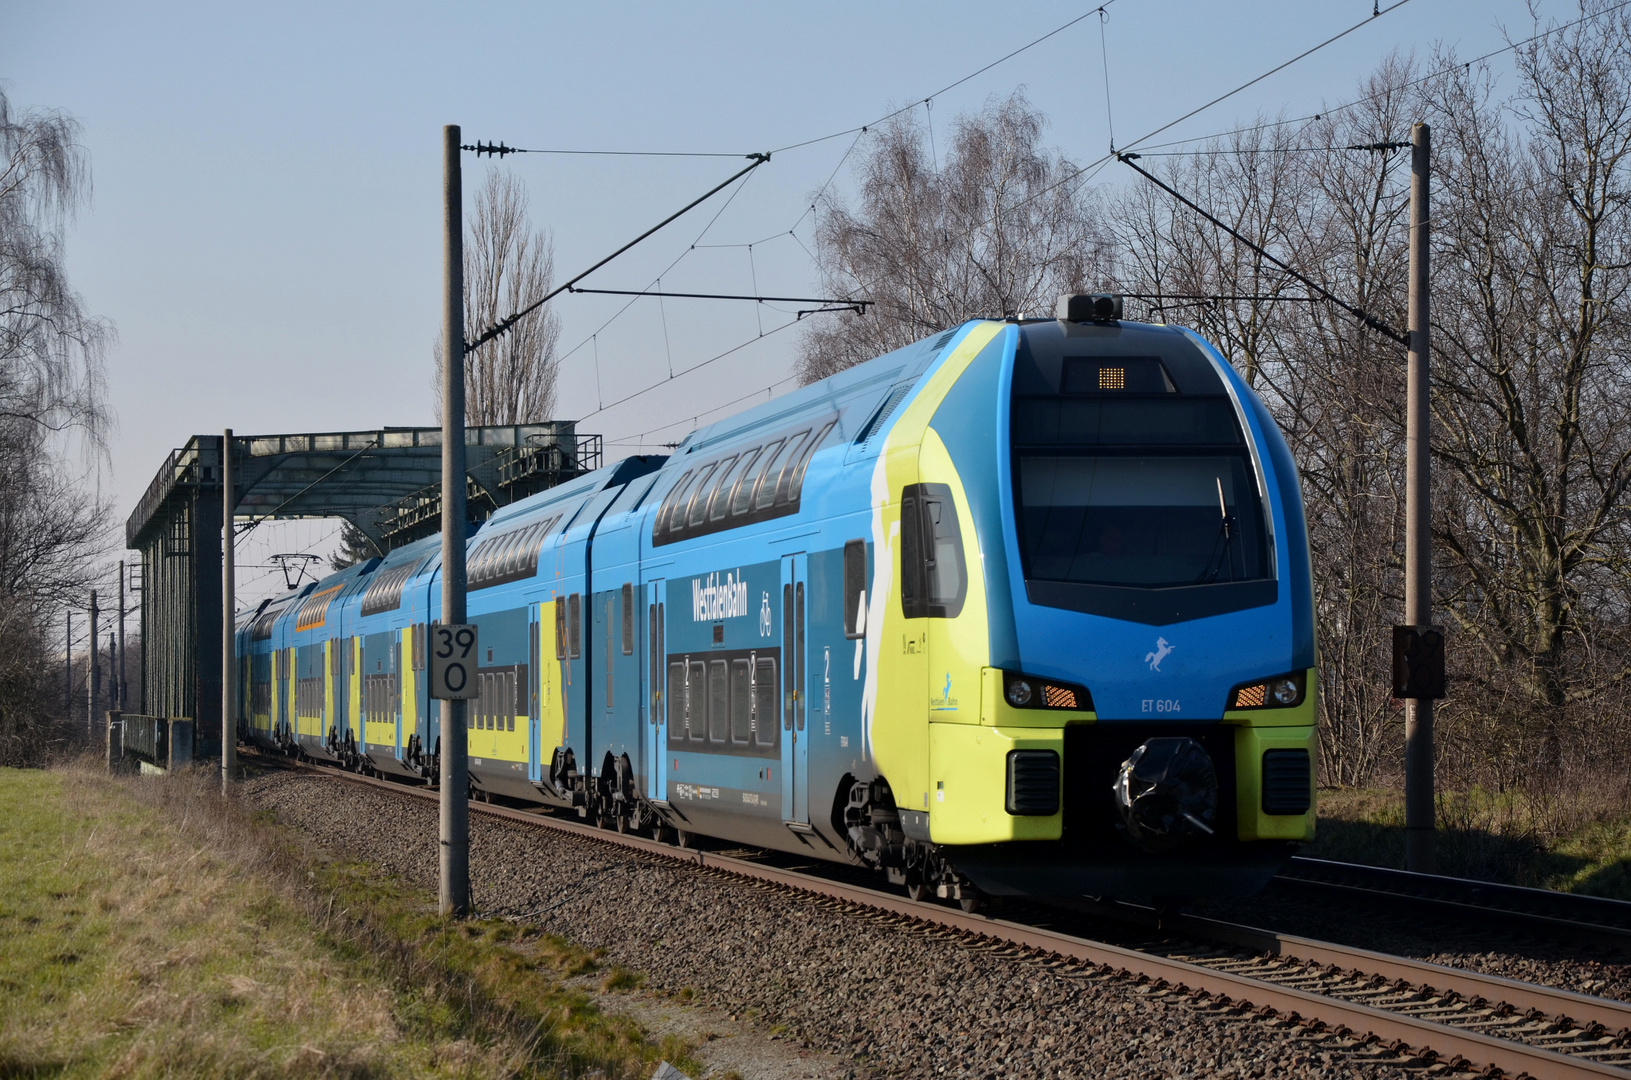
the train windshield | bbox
[1014,452,1268,588]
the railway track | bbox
[1276,856,1631,947]
[251,755,1630,1079]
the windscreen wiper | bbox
[1197,477,1238,584]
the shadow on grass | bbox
[1308,788,1631,899]
[0,1058,68,1079]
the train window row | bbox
[296,676,324,718]
[251,608,278,641]
[363,672,397,724]
[470,666,521,732]
[652,418,837,546]
[296,584,343,632]
[469,514,561,591]
[250,681,271,714]
[361,559,421,616]
[667,653,778,748]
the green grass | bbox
[1310,785,1631,899]
[0,764,700,1079]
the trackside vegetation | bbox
[1310,787,1631,900]
[0,763,700,1079]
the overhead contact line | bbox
[1115,150,1409,346]
[463,153,772,355]
[1132,0,1631,154]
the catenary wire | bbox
[465,155,769,353]
[552,167,761,371]
[767,3,1117,156]
[1131,0,1631,153]
[1119,0,1414,154]
[576,317,802,424]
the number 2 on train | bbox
[430,624,479,700]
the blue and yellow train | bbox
[237,295,1317,905]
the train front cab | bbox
[867,315,1316,899]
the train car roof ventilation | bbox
[852,382,915,448]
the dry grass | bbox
[0,759,700,1079]
[1311,784,1631,899]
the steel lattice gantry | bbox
[124,423,599,754]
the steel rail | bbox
[1279,857,1631,943]
[257,757,1628,1080]
[1054,897,1631,1040]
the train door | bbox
[644,578,666,802]
[392,635,402,761]
[528,611,541,784]
[284,647,296,738]
[779,554,809,823]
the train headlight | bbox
[1227,671,1307,710]
[1001,671,1092,711]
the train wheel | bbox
[674,828,693,849]
[958,886,985,915]
[615,813,631,834]
[905,879,930,903]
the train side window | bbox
[656,470,694,538]
[621,583,635,655]
[899,493,923,614]
[687,660,707,741]
[730,659,751,744]
[724,448,761,516]
[668,660,685,743]
[704,454,742,522]
[754,657,777,745]
[782,583,795,728]
[684,463,719,529]
[900,483,967,619]
[499,528,528,576]
[844,539,867,639]
[495,529,523,579]
[785,422,833,501]
[555,600,566,660]
[738,440,782,514]
[568,593,582,658]
[708,659,729,743]
[605,596,615,712]
[758,433,806,510]
[507,670,517,731]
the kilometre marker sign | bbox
[430,624,479,699]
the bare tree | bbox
[1424,2,1631,778]
[798,93,1110,382]
[0,87,112,760]
[434,170,562,425]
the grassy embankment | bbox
[0,762,700,1080]
[1310,785,1631,899]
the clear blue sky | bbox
[4,0,1549,600]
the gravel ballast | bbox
[246,770,1436,1079]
